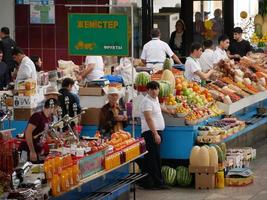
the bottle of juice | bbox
[54,156,63,174]
[216,170,225,189]
[44,159,53,180]
[60,169,70,192]
[51,173,61,196]
[50,157,56,176]
[72,161,80,185]
[67,167,74,187]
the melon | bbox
[254,14,263,25]
[176,166,192,186]
[161,69,175,91]
[209,146,218,167]
[255,24,262,37]
[163,58,173,71]
[162,167,176,186]
[262,22,267,34]
[158,80,172,97]
[211,144,224,163]
[189,146,200,166]
[198,146,210,166]
[218,143,227,161]
[135,72,150,86]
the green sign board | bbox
[68,14,129,56]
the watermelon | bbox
[162,167,176,186]
[158,80,172,97]
[135,72,151,86]
[176,166,192,187]
[163,58,173,71]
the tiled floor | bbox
[133,139,267,200]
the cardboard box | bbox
[189,166,218,190]
[79,87,104,96]
[80,96,107,108]
[13,95,40,108]
[195,173,215,189]
[14,108,35,120]
[81,108,101,125]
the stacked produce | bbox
[209,56,267,104]
[190,144,226,169]
[161,165,192,187]
[251,13,267,46]
[197,118,245,143]
[135,72,151,92]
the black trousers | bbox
[141,130,163,187]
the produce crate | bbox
[217,90,267,115]
[78,149,106,179]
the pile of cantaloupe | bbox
[190,144,226,167]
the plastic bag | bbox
[114,58,136,86]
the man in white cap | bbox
[98,87,128,138]
[35,85,60,112]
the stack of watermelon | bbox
[135,72,151,92]
[161,165,192,187]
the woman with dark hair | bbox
[169,19,186,56]
[30,55,42,72]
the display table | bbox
[81,100,267,160]
[52,152,147,200]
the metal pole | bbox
[130,4,135,138]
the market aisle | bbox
[133,139,267,200]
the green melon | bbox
[176,166,192,187]
[163,58,173,71]
[135,72,151,86]
[255,24,262,37]
[162,167,176,186]
[218,143,227,161]
[211,144,224,163]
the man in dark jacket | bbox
[0,27,17,81]
[58,77,81,117]
[0,50,9,89]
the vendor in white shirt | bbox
[140,28,182,69]
[212,34,230,65]
[184,43,214,83]
[12,47,37,83]
[198,40,214,72]
[77,56,104,82]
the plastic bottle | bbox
[54,156,63,174]
[216,170,225,188]
[60,170,70,192]
[51,173,61,196]
[72,162,80,185]
[44,159,53,180]
[67,167,74,187]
